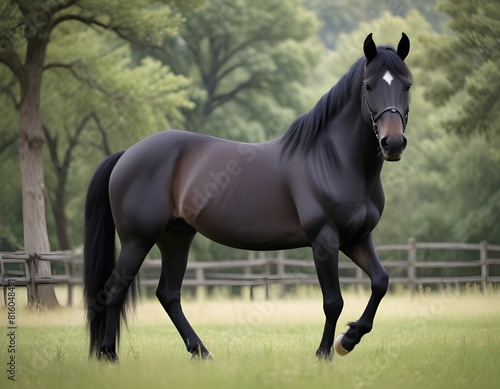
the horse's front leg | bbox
[311,225,344,359]
[335,233,389,355]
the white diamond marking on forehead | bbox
[382,71,394,86]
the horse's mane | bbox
[280,46,412,155]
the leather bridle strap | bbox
[369,106,409,140]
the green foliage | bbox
[0,0,200,250]
[0,66,22,248]
[41,26,193,249]
[304,0,448,48]
[43,23,193,148]
[143,0,321,141]
[422,0,500,135]
[385,0,500,244]
[0,147,23,250]
[306,10,433,97]
[381,124,500,244]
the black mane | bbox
[280,46,412,155]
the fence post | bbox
[480,241,488,293]
[67,255,74,306]
[196,267,206,300]
[276,250,286,297]
[27,253,37,305]
[407,237,417,293]
[246,251,254,300]
[261,252,271,300]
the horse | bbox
[84,33,412,362]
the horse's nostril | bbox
[401,136,408,151]
[380,137,390,152]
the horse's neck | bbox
[324,103,384,182]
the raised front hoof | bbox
[334,333,351,356]
[99,347,120,363]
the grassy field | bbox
[1,286,499,388]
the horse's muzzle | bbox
[380,134,407,161]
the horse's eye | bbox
[405,83,412,91]
[364,84,372,91]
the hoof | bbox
[99,348,120,363]
[191,350,215,360]
[204,352,215,360]
[334,333,350,356]
[315,349,333,361]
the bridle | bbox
[364,89,409,141]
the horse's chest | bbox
[334,198,381,240]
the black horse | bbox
[84,33,412,361]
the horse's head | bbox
[362,33,412,161]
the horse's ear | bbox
[363,33,377,64]
[397,33,410,61]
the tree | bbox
[422,0,500,135]
[303,0,448,49]
[0,0,201,307]
[141,0,320,142]
[41,25,193,250]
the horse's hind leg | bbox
[100,239,154,361]
[156,224,213,359]
[336,233,389,355]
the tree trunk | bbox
[17,36,59,308]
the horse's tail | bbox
[83,150,126,358]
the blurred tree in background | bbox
[304,0,447,49]
[422,0,500,136]
[138,0,320,142]
[42,25,193,250]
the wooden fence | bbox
[1,239,500,305]
[0,251,81,306]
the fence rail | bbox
[1,239,500,305]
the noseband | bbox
[369,106,408,140]
[364,89,409,140]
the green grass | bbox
[2,287,500,388]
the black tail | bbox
[84,150,129,358]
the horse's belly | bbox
[192,212,308,251]
[181,184,308,250]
